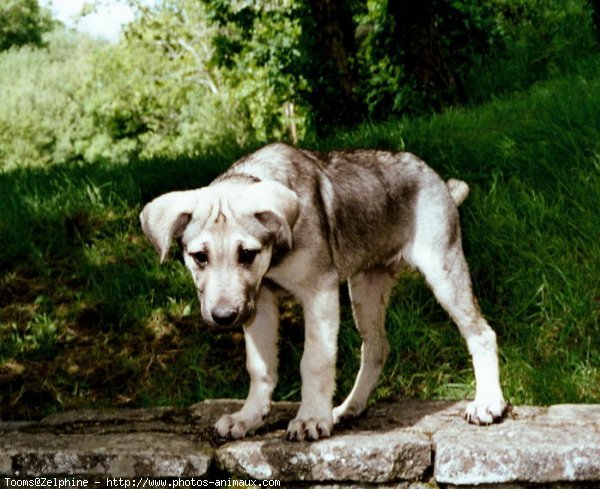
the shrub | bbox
[0,30,98,169]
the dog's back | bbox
[220,143,458,278]
[308,148,454,275]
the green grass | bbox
[325,60,600,406]
[1,62,599,419]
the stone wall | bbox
[1,398,598,488]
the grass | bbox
[326,59,600,405]
[1,61,599,419]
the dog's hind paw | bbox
[286,417,332,441]
[332,402,365,425]
[465,398,507,425]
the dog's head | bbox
[140,180,299,328]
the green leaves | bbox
[0,0,597,170]
[0,0,54,51]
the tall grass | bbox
[1,61,599,419]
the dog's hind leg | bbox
[333,268,396,424]
[214,286,279,439]
[409,238,506,425]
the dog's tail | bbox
[446,179,470,206]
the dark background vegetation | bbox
[0,0,598,419]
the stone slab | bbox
[0,421,37,432]
[39,407,174,427]
[1,398,599,484]
[434,421,600,484]
[0,432,212,477]
[445,485,596,489]
[546,404,600,422]
[216,428,431,482]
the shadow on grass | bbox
[0,147,240,260]
[0,145,316,419]
[0,150,250,418]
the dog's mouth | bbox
[203,321,244,333]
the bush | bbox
[0,30,97,169]
[0,28,245,170]
[353,0,597,118]
[0,0,54,51]
[0,0,597,170]
[464,0,598,102]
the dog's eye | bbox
[191,251,209,267]
[239,249,259,266]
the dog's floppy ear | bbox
[139,190,202,263]
[245,181,299,249]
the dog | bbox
[140,143,506,441]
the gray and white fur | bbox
[140,143,506,441]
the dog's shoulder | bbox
[215,143,319,184]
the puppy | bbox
[140,143,506,441]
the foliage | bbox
[0,0,54,51]
[0,25,241,169]
[0,30,98,169]
[354,0,597,117]
[201,0,311,141]
[0,0,597,169]
[0,1,310,169]
[119,0,245,152]
[464,0,598,102]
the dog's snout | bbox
[211,307,239,327]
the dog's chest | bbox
[265,242,333,292]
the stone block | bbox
[216,428,431,482]
[546,404,600,424]
[286,483,438,489]
[1,398,599,485]
[434,420,600,484]
[0,432,213,477]
[39,407,174,427]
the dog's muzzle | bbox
[203,302,255,330]
[211,307,239,327]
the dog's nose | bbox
[211,308,238,326]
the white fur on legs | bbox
[410,244,506,425]
[464,327,506,424]
[333,269,395,424]
[286,274,339,441]
[214,287,279,439]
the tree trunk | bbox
[590,0,600,37]
[388,0,458,104]
[306,0,362,129]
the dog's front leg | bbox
[286,273,339,441]
[214,286,279,439]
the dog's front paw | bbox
[215,413,257,439]
[285,416,333,441]
[465,397,507,425]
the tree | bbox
[119,0,253,151]
[0,0,54,51]
[590,0,600,36]
[387,0,458,103]
[194,0,313,141]
[304,0,363,128]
